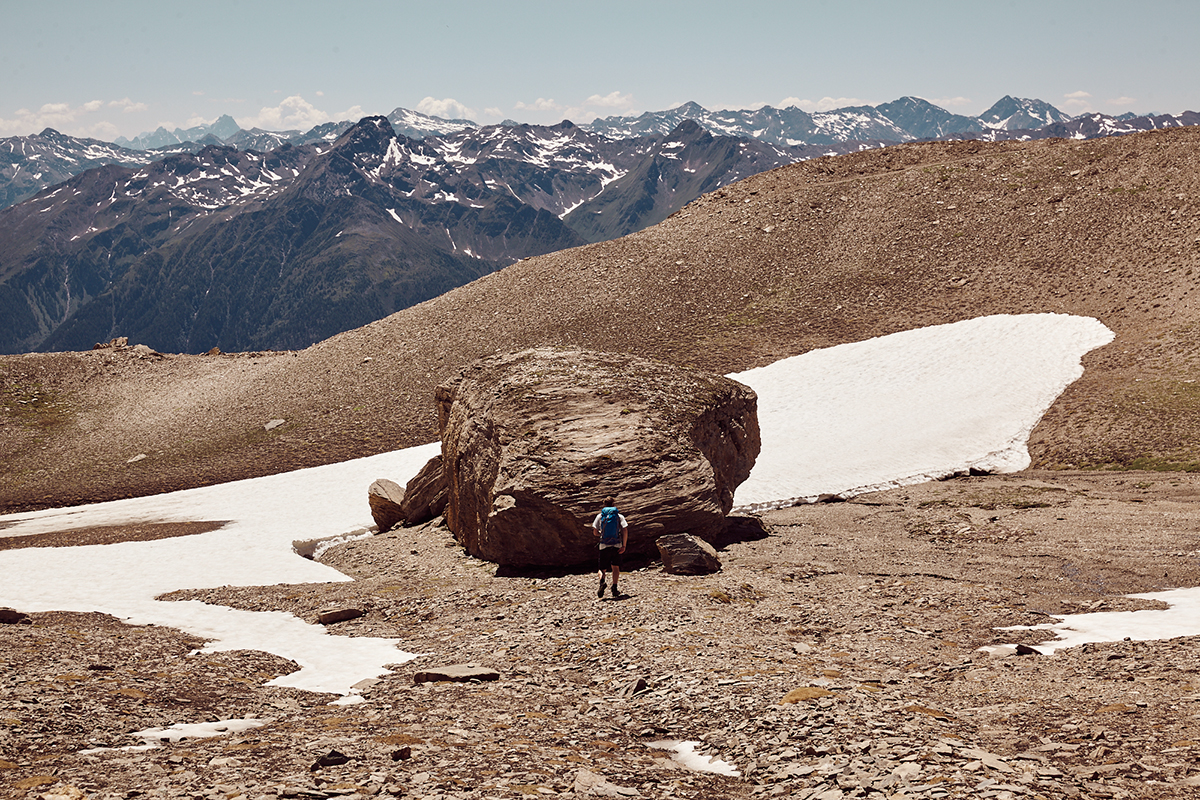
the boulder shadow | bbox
[494,552,658,579]
[708,515,770,550]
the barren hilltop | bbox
[4,127,1200,512]
[3,128,1200,800]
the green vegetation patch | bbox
[918,485,1070,511]
[1,379,69,430]
[965,485,1069,510]
[1116,456,1200,473]
[723,310,763,328]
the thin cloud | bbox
[237,95,364,131]
[557,92,637,123]
[780,96,871,112]
[1106,96,1137,107]
[415,97,475,120]
[0,100,113,137]
[1063,90,1094,111]
[110,98,149,113]
[514,97,563,112]
[583,91,633,110]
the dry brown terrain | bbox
[3,472,1200,799]
[3,127,1200,512]
[3,128,1200,798]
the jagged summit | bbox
[979,95,1073,130]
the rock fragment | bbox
[368,478,406,531]
[573,768,641,797]
[0,607,32,624]
[401,455,448,526]
[412,664,500,684]
[656,533,722,574]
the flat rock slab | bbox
[412,664,500,684]
[316,607,365,625]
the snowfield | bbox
[3,313,1194,700]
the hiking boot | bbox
[611,583,620,598]
[597,578,606,598]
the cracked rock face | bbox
[435,347,760,566]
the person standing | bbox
[592,497,628,598]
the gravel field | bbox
[4,471,1200,799]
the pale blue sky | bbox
[3,0,1197,140]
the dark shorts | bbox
[598,546,623,571]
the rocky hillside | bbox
[2,126,1199,512]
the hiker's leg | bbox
[612,565,620,587]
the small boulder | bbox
[0,608,31,625]
[317,607,364,625]
[401,455,448,526]
[368,478,406,531]
[656,533,722,575]
[412,664,499,684]
[310,749,351,771]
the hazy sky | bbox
[3,0,1197,141]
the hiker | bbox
[592,497,628,598]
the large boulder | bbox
[435,347,760,566]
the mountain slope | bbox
[0,143,322,353]
[978,95,1072,130]
[7,97,1197,217]
[0,129,168,209]
[1,118,589,354]
[0,118,817,354]
[875,96,984,139]
[3,126,1200,512]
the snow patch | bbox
[730,314,1113,511]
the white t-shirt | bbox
[592,511,627,549]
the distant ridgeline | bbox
[0,96,1196,355]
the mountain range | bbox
[0,117,817,354]
[6,95,1196,214]
[1,94,1197,357]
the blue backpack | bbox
[599,507,623,545]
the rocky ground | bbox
[3,470,1200,799]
